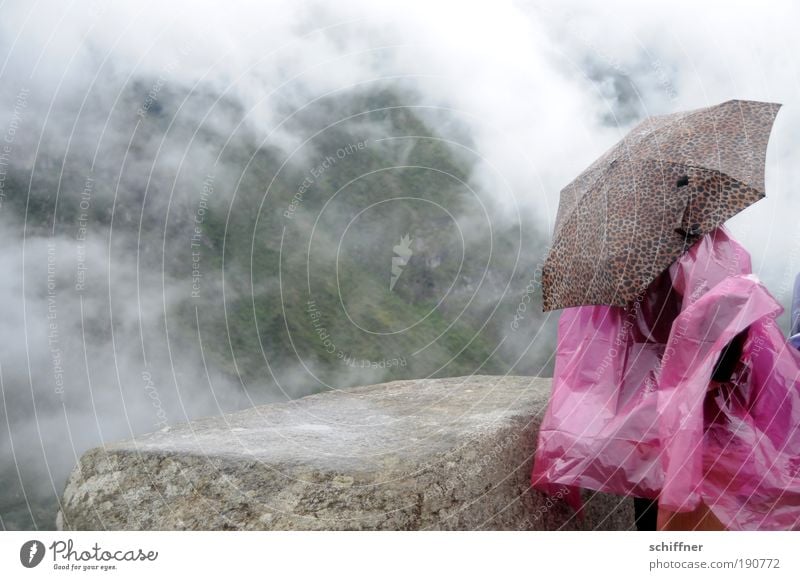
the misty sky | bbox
[1,0,800,530]
[4,0,797,283]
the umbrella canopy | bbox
[541,99,781,311]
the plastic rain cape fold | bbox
[531,226,800,530]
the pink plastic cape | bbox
[531,226,800,530]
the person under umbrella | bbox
[531,99,800,530]
[790,273,800,350]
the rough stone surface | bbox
[57,375,634,530]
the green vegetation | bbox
[6,83,554,397]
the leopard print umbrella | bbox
[541,99,781,311]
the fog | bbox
[1,0,799,530]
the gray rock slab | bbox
[57,375,634,530]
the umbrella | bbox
[541,99,781,311]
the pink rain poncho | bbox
[531,226,800,530]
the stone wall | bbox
[57,375,633,530]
